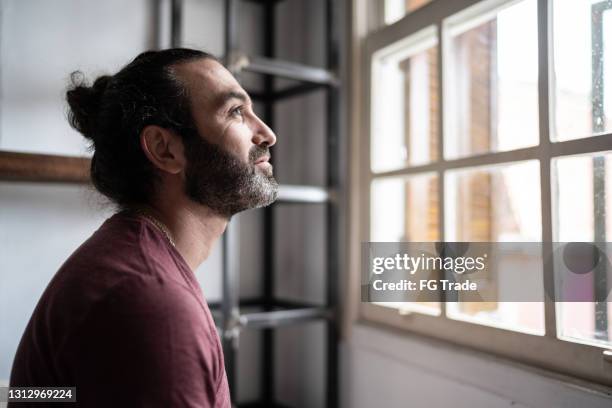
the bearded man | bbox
[9,48,278,408]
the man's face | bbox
[173,58,278,217]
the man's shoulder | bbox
[75,271,220,362]
[41,212,194,326]
[59,211,181,281]
[97,273,204,319]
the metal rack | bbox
[0,3,340,404]
[215,0,340,406]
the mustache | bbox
[249,144,271,164]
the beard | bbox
[182,131,279,217]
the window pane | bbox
[371,28,438,172]
[371,174,440,314]
[445,161,541,242]
[552,0,612,141]
[385,0,433,25]
[445,161,544,334]
[371,174,439,242]
[444,0,539,159]
[553,152,612,347]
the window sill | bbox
[350,319,612,405]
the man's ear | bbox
[140,125,186,174]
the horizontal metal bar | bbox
[276,184,330,203]
[273,298,323,309]
[209,297,320,311]
[232,54,339,86]
[208,297,267,310]
[239,307,332,329]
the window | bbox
[554,152,612,347]
[371,26,439,172]
[385,0,434,25]
[552,0,612,141]
[370,26,441,316]
[358,0,612,386]
[444,0,539,159]
[445,161,545,335]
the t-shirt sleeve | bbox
[68,275,225,407]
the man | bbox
[9,48,278,407]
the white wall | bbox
[342,324,612,408]
[0,0,155,156]
[0,183,113,379]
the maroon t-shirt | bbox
[9,211,231,407]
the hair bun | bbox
[66,72,112,142]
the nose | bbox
[251,114,277,147]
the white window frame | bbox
[351,0,612,388]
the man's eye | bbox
[230,106,244,118]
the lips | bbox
[254,155,271,165]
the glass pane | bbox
[371,174,440,314]
[371,174,439,242]
[0,0,154,156]
[444,0,539,159]
[371,30,438,172]
[445,161,544,334]
[552,0,612,141]
[385,0,433,25]
[553,152,612,347]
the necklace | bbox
[133,208,176,248]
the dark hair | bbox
[66,48,217,207]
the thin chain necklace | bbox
[133,208,176,248]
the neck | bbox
[139,198,228,272]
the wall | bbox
[0,0,329,406]
[341,324,612,408]
[0,182,112,379]
[0,0,155,156]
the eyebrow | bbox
[218,90,251,107]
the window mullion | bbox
[436,21,448,318]
[536,0,556,339]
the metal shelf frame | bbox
[0,1,340,406]
[209,299,333,330]
[219,0,341,406]
[229,54,339,86]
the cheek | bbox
[222,122,253,161]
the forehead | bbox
[173,58,246,109]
